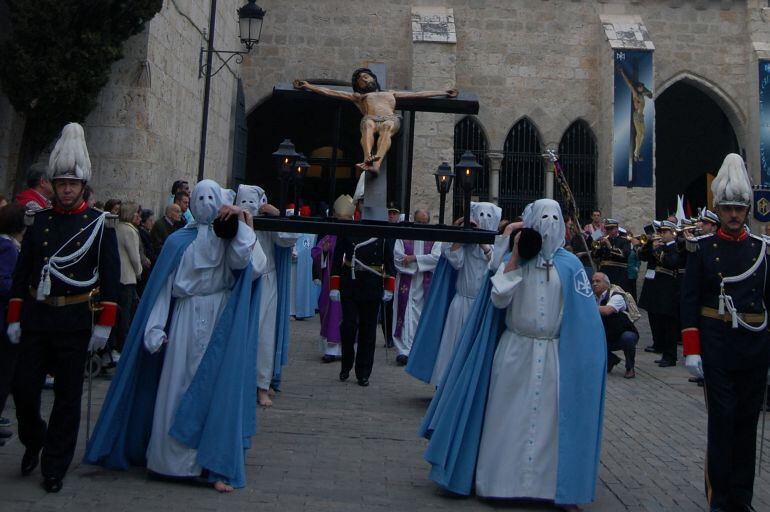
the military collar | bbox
[52,200,88,215]
[716,227,748,242]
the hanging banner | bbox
[613,50,654,187]
[759,60,770,186]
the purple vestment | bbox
[312,235,342,344]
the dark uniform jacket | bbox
[680,230,770,370]
[592,235,631,289]
[638,240,680,316]
[11,205,120,332]
[599,290,638,343]
[331,236,395,302]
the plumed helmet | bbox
[48,123,91,182]
[333,194,355,218]
[711,153,751,207]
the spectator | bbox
[583,208,604,240]
[173,191,190,228]
[83,185,96,209]
[0,195,8,209]
[104,198,122,215]
[15,162,52,211]
[113,202,143,355]
[93,201,105,211]
[592,271,638,379]
[150,203,182,254]
[137,209,156,296]
[169,180,194,223]
[0,204,26,443]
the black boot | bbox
[21,447,41,476]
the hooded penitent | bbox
[522,199,566,262]
[470,202,502,232]
[235,185,268,217]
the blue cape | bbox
[270,245,292,391]
[420,248,606,504]
[83,227,260,488]
[293,234,318,319]
[405,256,457,383]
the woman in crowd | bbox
[137,208,156,296]
[113,201,143,355]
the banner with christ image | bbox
[613,50,654,187]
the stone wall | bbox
[240,0,766,232]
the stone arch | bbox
[499,116,544,219]
[655,71,745,147]
[654,74,740,218]
[555,119,598,225]
[453,116,490,219]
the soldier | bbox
[6,123,119,492]
[330,233,395,386]
[681,154,770,512]
[638,221,681,367]
[591,218,631,292]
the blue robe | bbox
[271,245,291,391]
[293,234,318,319]
[405,256,457,383]
[83,228,260,488]
[420,248,606,505]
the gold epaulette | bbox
[685,233,713,253]
[23,207,51,226]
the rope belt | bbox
[30,286,96,307]
[654,267,675,277]
[600,261,628,269]
[701,306,765,325]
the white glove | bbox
[88,325,111,352]
[382,290,393,302]
[6,322,21,344]
[329,290,340,302]
[685,354,704,380]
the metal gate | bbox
[500,118,544,220]
[453,116,489,220]
[555,120,597,226]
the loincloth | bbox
[632,111,645,125]
[360,113,402,133]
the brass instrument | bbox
[591,236,610,250]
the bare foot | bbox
[355,161,371,171]
[268,387,276,398]
[368,159,382,175]
[214,481,234,493]
[258,388,273,407]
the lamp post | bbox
[433,161,454,225]
[455,151,481,229]
[272,139,299,217]
[293,153,309,216]
[197,0,266,182]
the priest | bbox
[392,208,441,365]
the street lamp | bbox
[293,153,309,216]
[272,139,300,217]
[433,161,454,225]
[454,151,481,229]
[238,0,266,50]
[197,1,267,182]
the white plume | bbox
[711,153,751,206]
[48,123,91,181]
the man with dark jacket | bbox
[592,272,638,378]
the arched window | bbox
[500,118,544,220]
[556,120,597,225]
[453,116,489,220]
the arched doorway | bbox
[453,116,489,220]
[245,91,363,214]
[556,120,598,226]
[654,81,739,219]
[500,117,544,220]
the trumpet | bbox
[591,236,610,250]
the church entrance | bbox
[654,81,740,219]
[245,90,364,215]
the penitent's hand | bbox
[504,221,524,237]
[259,204,280,217]
[293,80,308,89]
[446,89,459,98]
[217,204,243,221]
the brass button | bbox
[79,228,84,232]
[42,241,48,247]
[75,241,81,247]
[750,302,755,307]
[715,257,720,262]
[43,257,48,262]
[48,216,52,220]
[83,215,88,220]
[43,228,49,234]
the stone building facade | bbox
[2,0,770,231]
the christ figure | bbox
[617,65,653,162]
[294,68,458,175]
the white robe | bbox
[255,230,297,390]
[430,242,492,386]
[392,239,441,357]
[145,222,261,478]
[475,261,563,499]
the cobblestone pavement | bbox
[1,312,770,511]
